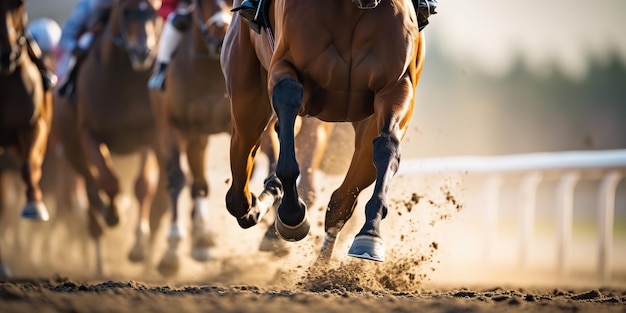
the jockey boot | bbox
[413,0,438,31]
[56,32,94,99]
[231,0,261,33]
[148,12,188,91]
[25,30,58,91]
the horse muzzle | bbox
[352,0,381,9]
[127,46,156,71]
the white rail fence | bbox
[400,149,626,281]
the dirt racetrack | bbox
[2,276,625,313]
[1,134,625,313]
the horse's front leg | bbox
[347,86,414,262]
[157,143,185,277]
[128,149,158,264]
[186,133,215,262]
[227,95,282,229]
[17,117,50,221]
[271,77,309,241]
[79,131,120,227]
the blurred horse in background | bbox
[0,0,54,278]
[222,0,425,263]
[149,0,233,276]
[55,0,164,276]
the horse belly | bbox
[83,100,156,155]
[99,127,155,155]
[168,93,231,135]
[305,89,375,122]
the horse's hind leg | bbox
[186,134,215,262]
[318,120,377,262]
[128,149,158,264]
[17,117,50,221]
[271,77,310,241]
[80,133,121,227]
[346,89,413,262]
[296,119,334,208]
[157,144,185,277]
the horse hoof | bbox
[191,248,211,262]
[20,201,50,221]
[157,251,180,277]
[128,227,150,263]
[259,226,290,257]
[0,262,12,279]
[191,232,215,262]
[274,212,310,242]
[347,235,385,262]
[128,242,147,263]
[128,248,145,263]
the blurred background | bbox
[13,0,626,287]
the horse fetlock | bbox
[87,208,106,238]
[103,202,121,227]
[193,197,211,224]
[319,228,340,260]
[236,193,269,229]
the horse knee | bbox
[166,166,185,195]
[271,77,303,115]
[372,134,400,173]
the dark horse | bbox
[149,0,233,276]
[0,0,54,277]
[221,0,425,262]
[55,0,163,276]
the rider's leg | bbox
[414,0,438,31]
[56,31,94,98]
[25,29,58,91]
[147,11,191,91]
[231,0,261,33]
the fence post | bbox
[519,171,542,268]
[556,171,580,276]
[483,175,502,263]
[597,170,622,281]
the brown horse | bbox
[0,0,54,277]
[149,0,233,276]
[221,0,425,262]
[55,0,163,276]
[152,0,335,274]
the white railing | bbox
[399,149,626,281]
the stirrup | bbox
[42,71,58,91]
[232,0,262,34]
